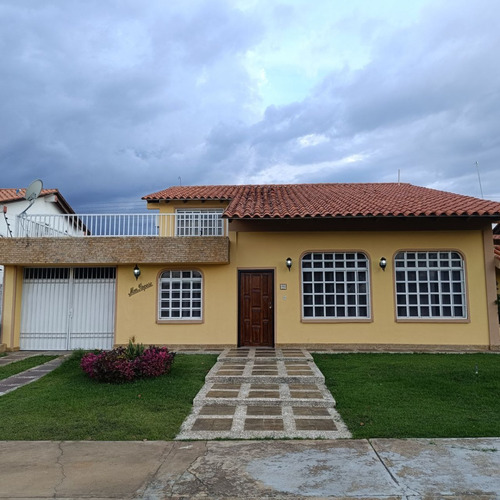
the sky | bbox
[1,0,499,213]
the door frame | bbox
[237,269,275,347]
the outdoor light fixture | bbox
[379,257,387,271]
[286,257,292,271]
[133,264,141,280]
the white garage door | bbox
[20,267,116,350]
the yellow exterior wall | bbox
[0,217,493,350]
[1,266,23,350]
[114,228,491,348]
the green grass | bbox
[0,355,58,381]
[0,352,217,440]
[314,353,500,439]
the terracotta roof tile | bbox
[0,188,58,203]
[0,188,75,214]
[143,183,500,219]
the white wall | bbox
[0,195,69,237]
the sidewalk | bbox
[176,347,351,439]
[0,438,498,498]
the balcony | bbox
[0,213,230,266]
[12,212,228,238]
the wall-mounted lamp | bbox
[286,257,292,271]
[379,257,387,271]
[133,264,141,280]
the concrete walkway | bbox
[0,438,499,498]
[177,347,351,439]
[0,351,68,396]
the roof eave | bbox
[224,214,500,221]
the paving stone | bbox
[211,383,242,390]
[246,406,282,416]
[199,406,236,416]
[245,418,284,431]
[289,384,319,390]
[206,390,239,398]
[192,418,233,431]
[247,391,280,398]
[293,407,330,416]
[290,391,324,399]
[249,384,280,390]
[295,419,337,431]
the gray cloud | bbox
[1,0,500,213]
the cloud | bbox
[200,0,500,198]
[1,0,500,213]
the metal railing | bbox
[14,213,228,238]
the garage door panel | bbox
[72,280,115,334]
[68,332,115,350]
[20,267,116,351]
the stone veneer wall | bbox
[0,236,229,265]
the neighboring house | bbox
[493,224,500,297]
[0,188,76,238]
[1,182,499,352]
[0,188,77,348]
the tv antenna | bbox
[19,179,43,215]
[475,162,484,199]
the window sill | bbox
[396,317,469,323]
[301,318,373,324]
[157,319,204,325]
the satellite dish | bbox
[25,179,43,202]
[19,179,43,215]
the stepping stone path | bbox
[0,351,68,396]
[176,347,351,439]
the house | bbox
[0,188,77,350]
[1,182,499,352]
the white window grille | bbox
[395,251,466,319]
[175,209,224,236]
[159,270,202,320]
[302,252,370,319]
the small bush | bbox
[81,345,175,383]
[125,337,145,359]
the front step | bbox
[206,359,326,384]
[193,381,336,407]
[219,347,313,362]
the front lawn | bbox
[0,352,217,440]
[314,353,500,439]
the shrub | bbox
[124,338,145,359]
[81,345,175,383]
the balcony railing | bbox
[14,213,228,238]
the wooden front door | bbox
[238,270,274,347]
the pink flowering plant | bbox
[81,341,175,383]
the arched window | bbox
[301,252,370,319]
[394,251,466,319]
[158,270,202,320]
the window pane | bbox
[395,251,466,319]
[158,270,202,320]
[301,252,370,319]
